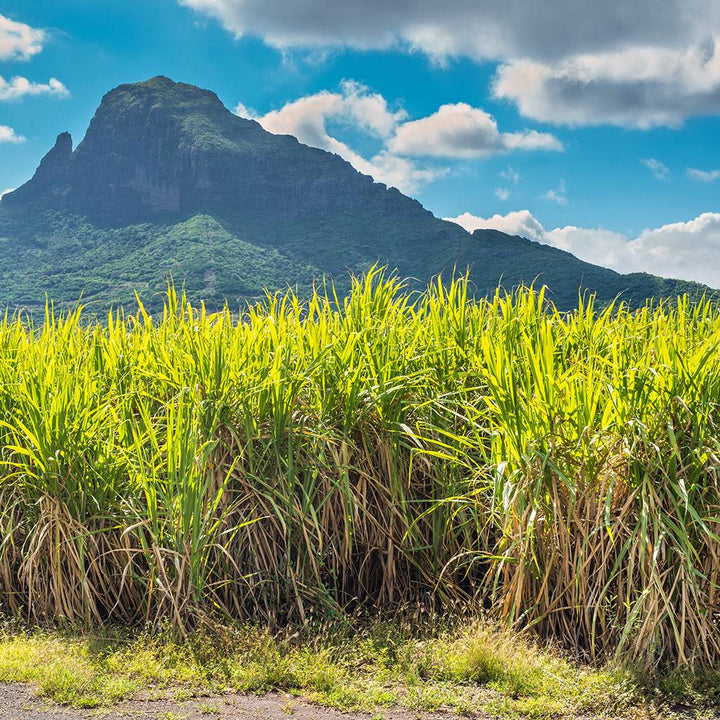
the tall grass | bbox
[0,268,718,668]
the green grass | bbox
[0,620,644,717]
[0,268,717,675]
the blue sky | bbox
[2,0,720,284]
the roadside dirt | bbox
[1,683,718,720]
[0,683,465,720]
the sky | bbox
[1,0,720,285]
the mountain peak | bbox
[98,75,227,116]
[53,131,73,153]
[2,132,73,206]
[138,75,177,86]
[2,76,281,222]
[1,76,410,226]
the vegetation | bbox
[0,621,642,716]
[0,269,718,677]
[0,210,321,313]
[0,205,709,316]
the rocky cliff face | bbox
[3,76,428,227]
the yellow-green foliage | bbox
[0,623,639,717]
[0,268,718,669]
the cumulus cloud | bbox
[688,167,720,181]
[545,216,720,285]
[542,180,568,205]
[178,0,717,64]
[236,82,441,193]
[493,38,720,128]
[641,158,670,180]
[387,103,562,158]
[0,126,25,143]
[446,209,720,286]
[0,76,69,101]
[500,166,521,185]
[239,83,556,193]
[246,80,406,141]
[447,209,546,241]
[0,14,45,61]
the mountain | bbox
[0,76,709,313]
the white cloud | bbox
[545,215,720,285]
[237,82,441,194]
[239,83,555,194]
[446,209,720,286]
[641,158,670,180]
[0,76,69,101]
[446,209,546,241]
[342,149,445,195]
[235,81,438,193]
[500,166,521,184]
[387,103,562,158]
[493,38,720,128]
[0,126,25,143]
[687,167,720,182]
[0,14,45,61]
[234,101,256,118]
[247,80,407,141]
[543,225,651,270]
[542,179,568,205]
[495,187,510,200]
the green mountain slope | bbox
[0,76,711,312]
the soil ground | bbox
[2,683,719,720]
[0,684,468,720]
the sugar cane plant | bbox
[0,267,717,669]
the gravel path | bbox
[0,684,461,720]
[2,683,717,720]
